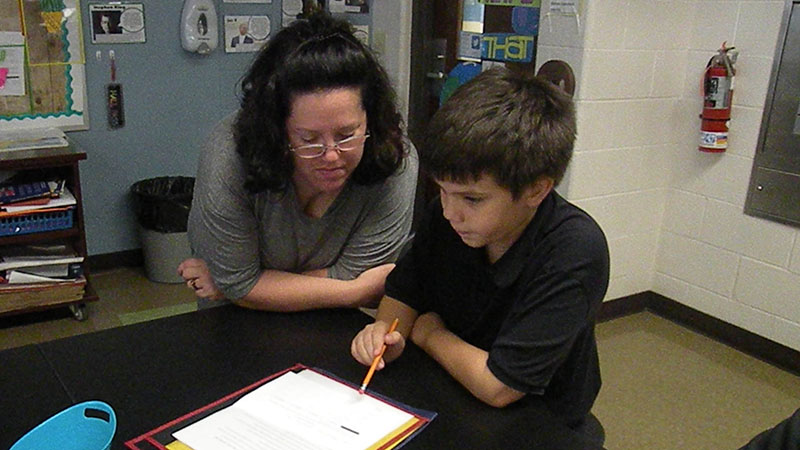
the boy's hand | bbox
[351,319,406,370]
[410,312,446,349]
[177,258,225,301]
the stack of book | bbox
[0,243,85,313]
[0,176,76,236]
[0,128,68,153]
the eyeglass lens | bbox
[292,135,369,158]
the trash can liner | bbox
[130,176,194,233]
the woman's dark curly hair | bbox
[234,12,405,194]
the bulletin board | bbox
[0,0,88,131]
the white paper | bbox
[224,15,270,54]
[549,0,578,14]
[329,0,369,14]
[5,270,72,283]
[174,370,415,450]
[0,128,68,152]
[0,250,83,272]
[352,25,369,46]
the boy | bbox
[350,67,609,444]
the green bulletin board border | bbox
[1,0,88,130]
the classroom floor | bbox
[2,266,799,449]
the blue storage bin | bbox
[0,208,73,237]
[10,401,116,450]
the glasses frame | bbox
[288,134,371,159]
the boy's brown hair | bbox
[421,67,576,198]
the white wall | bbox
[539,0,800,351]
[371,1,413,121]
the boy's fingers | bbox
[350,336,364,363]
[359,337,374,362]
[351,330,376,365]
[365,323,384,354]
[350,336,362,361]
[384,331,402,346]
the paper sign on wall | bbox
[0,33,25,96]
[90,3,146,44]
[225,15,270,53]
[549,0,578,14]
[481,33,535,62]
[478,0,541,7]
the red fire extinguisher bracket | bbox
[699,43,738,152]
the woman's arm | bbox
[327,145,418,281]
[235,264,394,311]
[238,148,417,311]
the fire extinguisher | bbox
[699,42,738,152]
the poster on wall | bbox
[352,24,369,45]
[225,15,271,53]
[479,4,538,63]
[0,0,88,131]
[549,1,577,14]
[478,0,541,6]
[89,3,146,44]
[281,0,303,27]
[458,31,482,60]
[0,32,26,97]
[329,0,368,14]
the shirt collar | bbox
[490,191,556,287]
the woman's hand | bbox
[353,263,395,308]
[177,258,225,300]
[350,319,406,370]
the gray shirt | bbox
[188,116,418,300]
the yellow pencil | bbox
[359,318,399,394]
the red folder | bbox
[125,363,436,450]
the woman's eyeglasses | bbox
[289,134,370,159]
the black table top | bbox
[0,345,74,449]
[3,306,600,450]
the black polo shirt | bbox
[386,191,609,426]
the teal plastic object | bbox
[10,401,116,450]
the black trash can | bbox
[130,177,194,283]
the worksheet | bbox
[173,370,419,450]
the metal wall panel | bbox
[745,1,800,227]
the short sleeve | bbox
[486,211,608,402]
[327,142,419,280]
[486,270,590,394]
[384,196,441,312]
[187,116,262,300]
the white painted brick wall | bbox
[539,0,800,350]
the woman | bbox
[178,12,417,311]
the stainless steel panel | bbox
[746,167,800,226]
[760,2,800,172]
[745,1,800,226]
